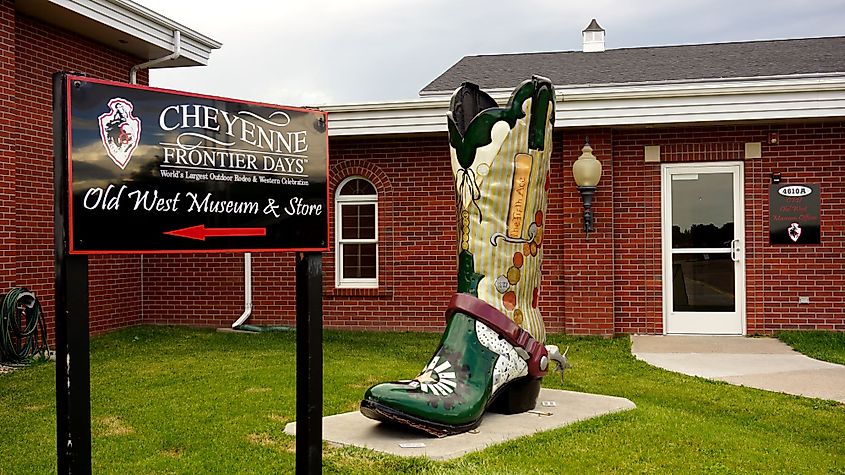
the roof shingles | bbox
[420,37,845,94]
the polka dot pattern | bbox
[476,321,528,394]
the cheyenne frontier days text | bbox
[158,104,310,175]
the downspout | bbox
[129,30,181,84]
[128,30,255,330]
[231,253,253,328]
[130,30,182,325]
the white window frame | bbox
[335,176,379,288]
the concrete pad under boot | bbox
[284,388,635,460]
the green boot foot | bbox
[360,294,550,437]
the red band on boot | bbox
[446,294,548,379]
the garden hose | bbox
[0,288,49,363]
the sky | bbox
[136,0,845,107]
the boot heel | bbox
[488,378,541,414]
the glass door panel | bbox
[671,173,734,249]
[672,253,735,312]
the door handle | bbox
[730,239,741,262]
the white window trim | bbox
[335,176,379,289]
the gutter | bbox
[129,30,181,84]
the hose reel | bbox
[0,288,49,363]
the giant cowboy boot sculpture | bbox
[360,76,568,437]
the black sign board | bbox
[769,184,820,244]
[56,74,326,474]
[66,76,328,253]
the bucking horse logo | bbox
[98,97,141,169]
[787,222,802,242]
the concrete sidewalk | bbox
[631,335,845,403]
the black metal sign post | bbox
[53,74,329,473]
[295,252,323,474]
[53,72,93,474]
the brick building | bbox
[317,25,845,336]
[2,0,219,334]
[8,6,844,337]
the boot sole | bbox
[360,377,541,438]
[360,399,481,438]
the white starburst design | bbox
[410,356,457,396]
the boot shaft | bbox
[448,77,555,343]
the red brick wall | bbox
[317,123,845,335]
[140,122,845,336]
[11,10,148,335]
[611,123,845,334]
[556,131,615,335]
[611,129,663,334]
[142,254,250,328]
[755,123,845,332]
[138,136,456,331]
[323,136,454,332]
[0,1,16,293]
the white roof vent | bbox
[582,19,605,52]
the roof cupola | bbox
[582,19,605,52]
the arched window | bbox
[335,177,378,288]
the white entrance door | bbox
[662,163,745,334]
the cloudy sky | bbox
[136,0,845,107]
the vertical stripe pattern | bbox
[455,99,553,343]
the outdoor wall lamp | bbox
[572,138,602,236]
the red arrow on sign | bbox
[164,225,267,241]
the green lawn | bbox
[778,330,845,365]
[1,326,843,474]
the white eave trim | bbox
[325,76,845,136]
[558,74,845,100]
[418,72,845,97]
[40,0,221,67]
[107,0,221,48]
